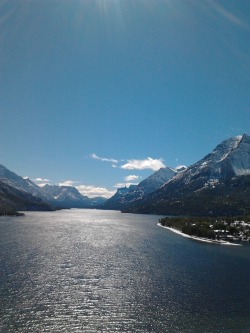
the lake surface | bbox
[0,209,250,333]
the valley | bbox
[1,134,250,218]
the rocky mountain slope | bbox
[100,167,180,210]
[0,164,106,214]
[41,184,102,208]
[0,164,55,214]
[1,134,249,216]
[123,134,250,216]
[0,180,54,214]
[0,164,51,202]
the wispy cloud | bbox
[90,153,118,164]
[121,157,165,171]
[91,153,166,172]
[32,177,51,186]
[124,175,140,182]
[208,0,250,30]
[114,182,138,188]
[76,185,116,199]
[205,0,250,80]
[59,180,79,187]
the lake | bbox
[0,209,250,333]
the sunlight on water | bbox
[0,209,250,332]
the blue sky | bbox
[0,0,249,198]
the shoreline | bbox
[157,223,242,246]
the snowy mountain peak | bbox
[151,134,250,194]
[101,166,177,210]
[0,164,41,193]
[209,134,244,163]
[136,167,177,194]
[201,134,250,176]
[123,134,250,216]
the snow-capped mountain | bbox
[1,134,249,216]
[41,184,91,208]
[98,185,136,210]
[41,184,106,208]
[170,134,250,190]
[0,164,54,203]
[123,134,250,216]
[100,167,179,210]
[0,164,106,213]
[182,134,250,185]
[137,167,178,194]
[0,165,54,213]
[0,180,55,214]
[0,164,42,195]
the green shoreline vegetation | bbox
[159,216,250,241]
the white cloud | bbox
[38,183,49,188]
[175,165,187,172]
[59,180,79,187]
[114,182,138,188]
[56,179,115,198]
[32,177,51,186]
[124,175,140,181]
[121,157,165,171]
[34,177,51,182]
[76,185,116,199]
[90,153,166,173]
[90,153,118,164]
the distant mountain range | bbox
[100,166,185,210]
[0,180,55,215]
[0,164,106,215]
[1,134,250,217]
[42,184,106,208]
[122,134,250,216]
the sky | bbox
[0,0,249,198]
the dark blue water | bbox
[0,209,250,333]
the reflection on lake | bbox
[0,209,250,332]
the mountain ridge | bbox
[0,180,55,214]
[123,134,250,216]
[100,166,183,210]
[0,164,106,214]
[41,184,105,208]
[1,134,249,216]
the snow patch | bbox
[205,178,219,188]
[233,168,250,176]
[157,224,241,246]
[218,135,243,162]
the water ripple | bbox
[0,210,250,332]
